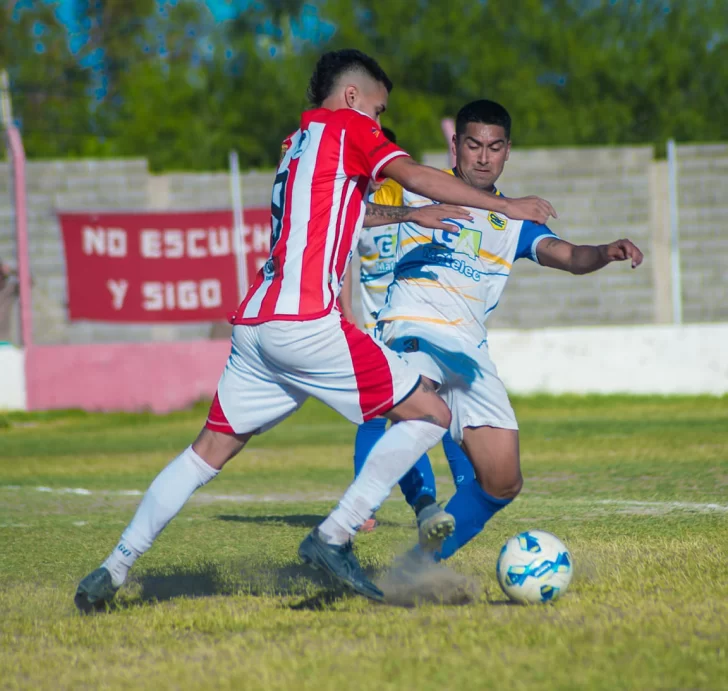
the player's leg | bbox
[268,315,452,598]
[442,430,475,487]
[75,425,253,613]
[355,420,438,532]
[75,325,305,612]
[398,454,437,515]
[383,327,518,561]
[435,425,521,560]
[353,418,387,532]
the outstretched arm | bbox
[363,201,473,231]
[536,237,644,274]
[381,156,557,225]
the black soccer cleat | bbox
[74,567,118,614]
[298,529,384,602]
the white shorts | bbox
[379,321,518,444]
[206,311,421,435]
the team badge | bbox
[372,127,381,138]
[488,212,507,231]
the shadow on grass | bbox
[112,560,361,612]
[216,514,407,529]
[217,514,326,528]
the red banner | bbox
[58,209,271,322]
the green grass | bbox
[1,396,727,690]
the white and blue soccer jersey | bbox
[358,179,403,333]
[377,170,557,344]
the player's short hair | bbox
[381,127,397,144]
[307,49,393,107]
[456,100,511,140]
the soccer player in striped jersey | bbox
[377,99,643,563]
[340,127,475,536]
[75,52,557,609]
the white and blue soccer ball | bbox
[496,530,573,604]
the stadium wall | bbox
[1,144,726,412]
[1,323,727,412]
[0,344,25,410]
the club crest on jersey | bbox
[432,223,482,261]
[488,212,507,231]
[291,129,311,160]
[372,127,381,138]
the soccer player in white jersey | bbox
[74,54,558,609]
[340,127,475,536]
[377,99,644,562]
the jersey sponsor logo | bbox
[291,129,311,160]
[432,222,482,260]
[420,246,486,282]
[372,127,381,138]
[374,233,396,258]
[488,212,507,231]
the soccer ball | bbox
[496,530,573,604]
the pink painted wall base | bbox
[25,340,230,413]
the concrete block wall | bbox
[0,144,725,347]
[675,144,728,323]
[424,146,655,328]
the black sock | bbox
[413,494,437,516]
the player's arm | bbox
[339,270,358,324]
[535,237,644,274]
[363,202,472,231]
[381,157,557,225]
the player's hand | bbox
[601,239,644,268]
[408,204,473,232]
[505,196,558,224]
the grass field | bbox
[1,395,727,690]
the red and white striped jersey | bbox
[231,107,409,325]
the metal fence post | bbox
[666,139,683,324]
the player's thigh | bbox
[262,313,427,424]
[386,376,451,428]
[209,324,307,437]
[444,344,521,495]
[461,425,522,498]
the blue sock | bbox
[353,418,388,477]
[442,432,475,487]
[398,453,437,509]
[435,480,512,560]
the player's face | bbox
[454,123,511,191]
[344,79,389,124]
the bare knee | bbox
[479,472,523,500]
[191,427,250,470]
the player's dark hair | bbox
[381,127,397,144]
[307,49,393,107]
[456,100,511,140]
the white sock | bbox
[102,446,218,587]
[319,420,446,544]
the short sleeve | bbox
[515,220,558,263]
[373,179,404,206]
[343,112,410,182]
